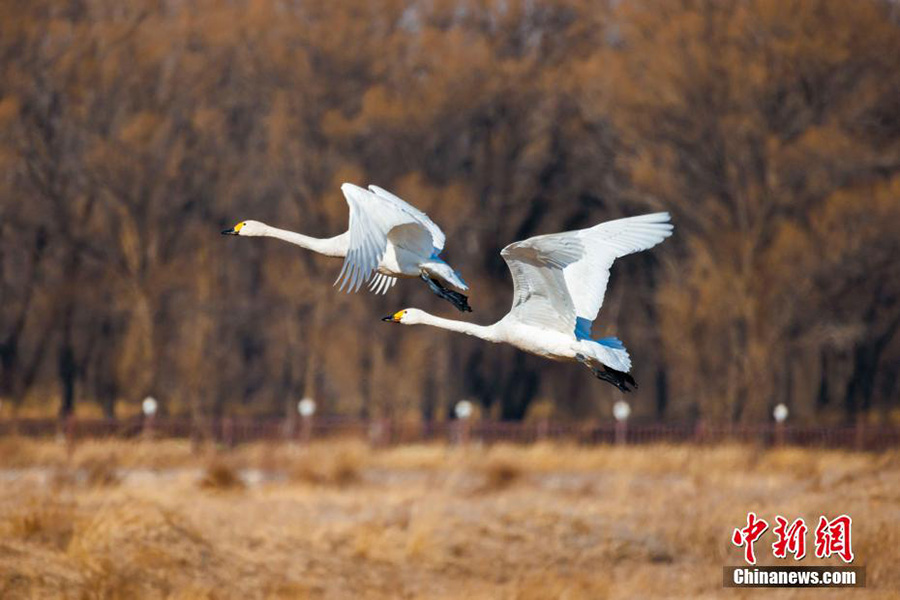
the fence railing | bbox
[0,416,897,451]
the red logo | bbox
[814,515,854,563]
[733,513,854,564]
[772,516,808,560]
[732,512,769,565]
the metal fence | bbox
[1,416,898,451]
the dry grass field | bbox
[0,437,896,599]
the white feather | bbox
[563,212,673,334]
[367,185,446,252]
[337,183,442,292]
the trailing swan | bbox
[382,213,673,391]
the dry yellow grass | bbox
[0,438,895,598]
[199,460,246,491]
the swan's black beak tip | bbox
[381,315,395,322]
[221,228,236,235]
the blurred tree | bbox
[0,0,897,426]
[603,0,900,422]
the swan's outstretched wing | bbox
[368,272,398,295]
[501,213,672,337]
[500,234,584,334]
[563,213,673,337]
[336,183,436,292]
[368,185,446,253]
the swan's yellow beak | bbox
[382,310,405,323]
[221,222,244,235]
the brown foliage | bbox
[1,0,899,424]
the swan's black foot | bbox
[442,288,471,312]
[575,354,637,392]
[420,273,472,312]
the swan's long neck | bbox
[262,226,349,258]
[415,313,500,342]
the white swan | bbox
[382,213,673,391]
[222,183,471,311]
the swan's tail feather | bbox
[421,259,468,292]
[596,336,625,350]
[579,337,632,373]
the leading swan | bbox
[382,213,673,391]
[222,183,471,311]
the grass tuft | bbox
[82,455,121,488]
[3,499,77,550]
[199,459,245,491]
[478,455,523,493]
[289,442,365,487]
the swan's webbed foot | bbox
[420,273,472,312]
[575,354,637,393]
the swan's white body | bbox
[226,183,467,295]
[385,213,674,377]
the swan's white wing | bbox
[368,185,446,253]
[500,233,584,334]
[563,212,673,335]
[336,183,432,292]
[386,223,433,258]
[368,273,398,295]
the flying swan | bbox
[222,183,471,311]
[382,213,673,391]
